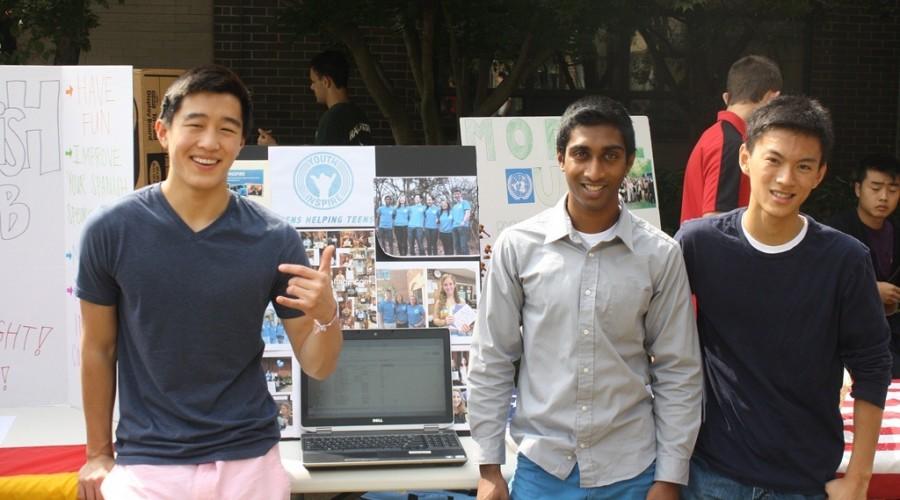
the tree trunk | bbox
[339,26,417,144]
[418,0,444,145]
[53,36,81,65]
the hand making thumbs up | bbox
[276,245,338,325]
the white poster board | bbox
[460,116,660,251]
[270,146,376,228]
[0,66,133,407]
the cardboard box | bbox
[133,68,184,188]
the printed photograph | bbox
[262,356,293,395]
[274,394,293,431]
[375,264,428,329]
[374,176,479,258]
[261,304,287,346]
[300,229,377,329]
[451,350,470,387]
[427,265,479,340]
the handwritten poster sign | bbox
[0,66,133,407]
[460,116,660,251]
[270,146,376,228]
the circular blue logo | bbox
[507,172,533,201]
[293,152,353,209]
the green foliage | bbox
[0,0,120,64]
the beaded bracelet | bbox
[311,304,339,336]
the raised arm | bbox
[278,245,342,380]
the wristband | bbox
[311,305,339,336]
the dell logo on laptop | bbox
[372,418,383,423]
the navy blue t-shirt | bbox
[676,209,892,494]
[76,185,308,465]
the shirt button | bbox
[581,405,587,411]
[580,443,587,449]
[583,368,589,373]
[588,252,594,257]
[566,455,573,460]
[584,289,592,296]
[582,329,589,335]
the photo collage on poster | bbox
[254,146,481,436]
[374,174,480,432]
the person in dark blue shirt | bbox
[677,95,891,499]
[826,154,900,378]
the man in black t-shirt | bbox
[258,50,372,146]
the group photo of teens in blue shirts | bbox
[375,176,478,257]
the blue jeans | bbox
[452,226,470,255]
[681,456,825,500]
[510,454,655,500]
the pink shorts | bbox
[100,443,290,500]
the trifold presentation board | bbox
[0,66,134,409]
[236,145,481,435]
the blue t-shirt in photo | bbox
[394,206,410,226]
[408,204,426,228]
[451,199,472,227]
[407,304,425,326]
[377,205,395,229]
[378,299,396,323]
[425,205,440,229]
[439,212,454,233]
[395,303,409,324]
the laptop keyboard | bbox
[302,431,462,452]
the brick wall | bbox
[213,0,417,145]
[80,0,213,68]
[809,2,899,174]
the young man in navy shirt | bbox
[677,95,892,498]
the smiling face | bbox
[740,128,826,224]
[441,275,456,297]
[558,124,633,233]
[156,91,245,194]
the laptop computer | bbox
[300,328,468,468]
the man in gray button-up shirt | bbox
[468,96,702,500]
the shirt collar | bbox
[545,194,636,252]
[717,110,747,137]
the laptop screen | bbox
[300,329,453,428]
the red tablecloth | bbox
[843,380,900,499]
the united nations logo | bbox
[293,152,353,209]
[506,168,534,204]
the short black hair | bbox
[556,95,635,156]
[746,95,833,166]
[726,55,783,105]
[310,50,350,88]
[158,65,253,140]
[852,153,900,184]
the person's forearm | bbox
[845,398,883,482]
[82,346,116,459]
[299,320,343,380]
[479,464,503,479]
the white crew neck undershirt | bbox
[741,212,808,254]
[577,219,620,250]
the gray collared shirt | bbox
[468,196,702,487]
